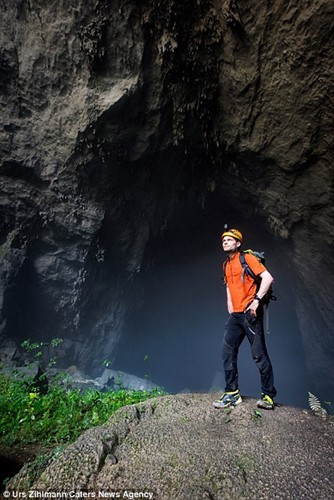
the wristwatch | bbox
[254,295,261,302]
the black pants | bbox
[222,311,277,399]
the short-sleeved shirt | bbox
[223,252,267,312]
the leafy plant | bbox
[21,337,64,368]
[252,409,262,421]
[308,392,327,415]
[0,373,166,446]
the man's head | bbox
[221,228,243,254]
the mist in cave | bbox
[114,202,310,409]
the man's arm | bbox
[248,270,274,315]
[226,284,234,314]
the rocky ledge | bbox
[7,393,334,499]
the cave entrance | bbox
[114,192,309,408]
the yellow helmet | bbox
[221,228,243,243]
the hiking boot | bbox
[257,394,275,410]
[213,390,242,409]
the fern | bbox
[308,392,327,414]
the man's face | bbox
[222,236,241,254]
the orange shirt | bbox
[223,252,267,312]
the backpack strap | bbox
[223,252,260,285]
[239,252,260,284]
[222,259,227,285]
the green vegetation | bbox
[0,336,166,446]
[308,391,331,415]
[20,337,64,368]
[252,409,262,422]
[0,373,165,446]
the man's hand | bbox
[247,270,274,316]
[248,298,260,317]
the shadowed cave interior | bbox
[114,194,309,408]
[0,151,312,409]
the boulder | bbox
[8,393,334,499]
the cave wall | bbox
[214,0,334,390]
[0,1,333,390]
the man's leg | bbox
[222,313,245,392]
[213,313,245,408]
[244,311,277,400]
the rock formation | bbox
[8,394,334,499]
[0,1,333,392]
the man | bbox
[213,228,277,410]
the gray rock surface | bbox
[0,1,333,391]
[8,394,334,499]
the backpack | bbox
[239,249,276,306]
